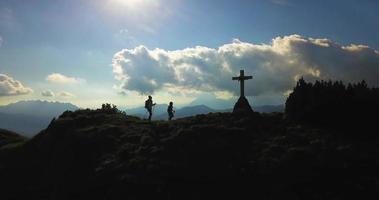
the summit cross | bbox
[232,70,253,97]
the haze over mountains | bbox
[0,100,283,137]
[0,100,78,137]
[0,100,78,117]
[127,104,284,120]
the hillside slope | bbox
[0,128,27,148]
[1,109,378,200]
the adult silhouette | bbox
[145,95,156,121]
[167,101,175,121]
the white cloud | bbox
[46,73,85,84]
[58,91,74,98]
[0,74,33,96]
[112,34,379,98]
[41,90,54,97]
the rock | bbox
[232,96,253,114]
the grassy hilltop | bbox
[1,107,378,200]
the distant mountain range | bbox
[126,104,168,119]
[126,104,215,120]
[156,105,217,120]
[0,100,283,137]
[252,104,284,113]
[127,104,284,120]
[0,100,78,137]
[0,100,78,117]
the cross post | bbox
[232,70,253,97]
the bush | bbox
[100,103,126,115]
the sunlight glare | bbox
[111,0,156,11]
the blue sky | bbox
[1,0,379,108]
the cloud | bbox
[41,90,74,98]
[41,90,54,97]
[112,34,379,98]
[46,73,85,84]
[58,91,74,98]
[0,35,3,47]
[0,74,33,96]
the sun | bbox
[102,0,166,30]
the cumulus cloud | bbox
[46,73,85,84]
[41,90,54,97]
[58,91,74,98]
[0,74,33,96]
[112,34,379,98]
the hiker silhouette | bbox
[167,101,175,120]
[145,95,156,121]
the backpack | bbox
[167,105,173,113]
[145,100,149,109]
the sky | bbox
[0,0,378,109]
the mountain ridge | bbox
[127,104,284,120]
[0,100,78,117]
[0,100,283,136]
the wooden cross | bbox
[232,70,253,97]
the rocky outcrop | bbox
[232,96,253,114]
